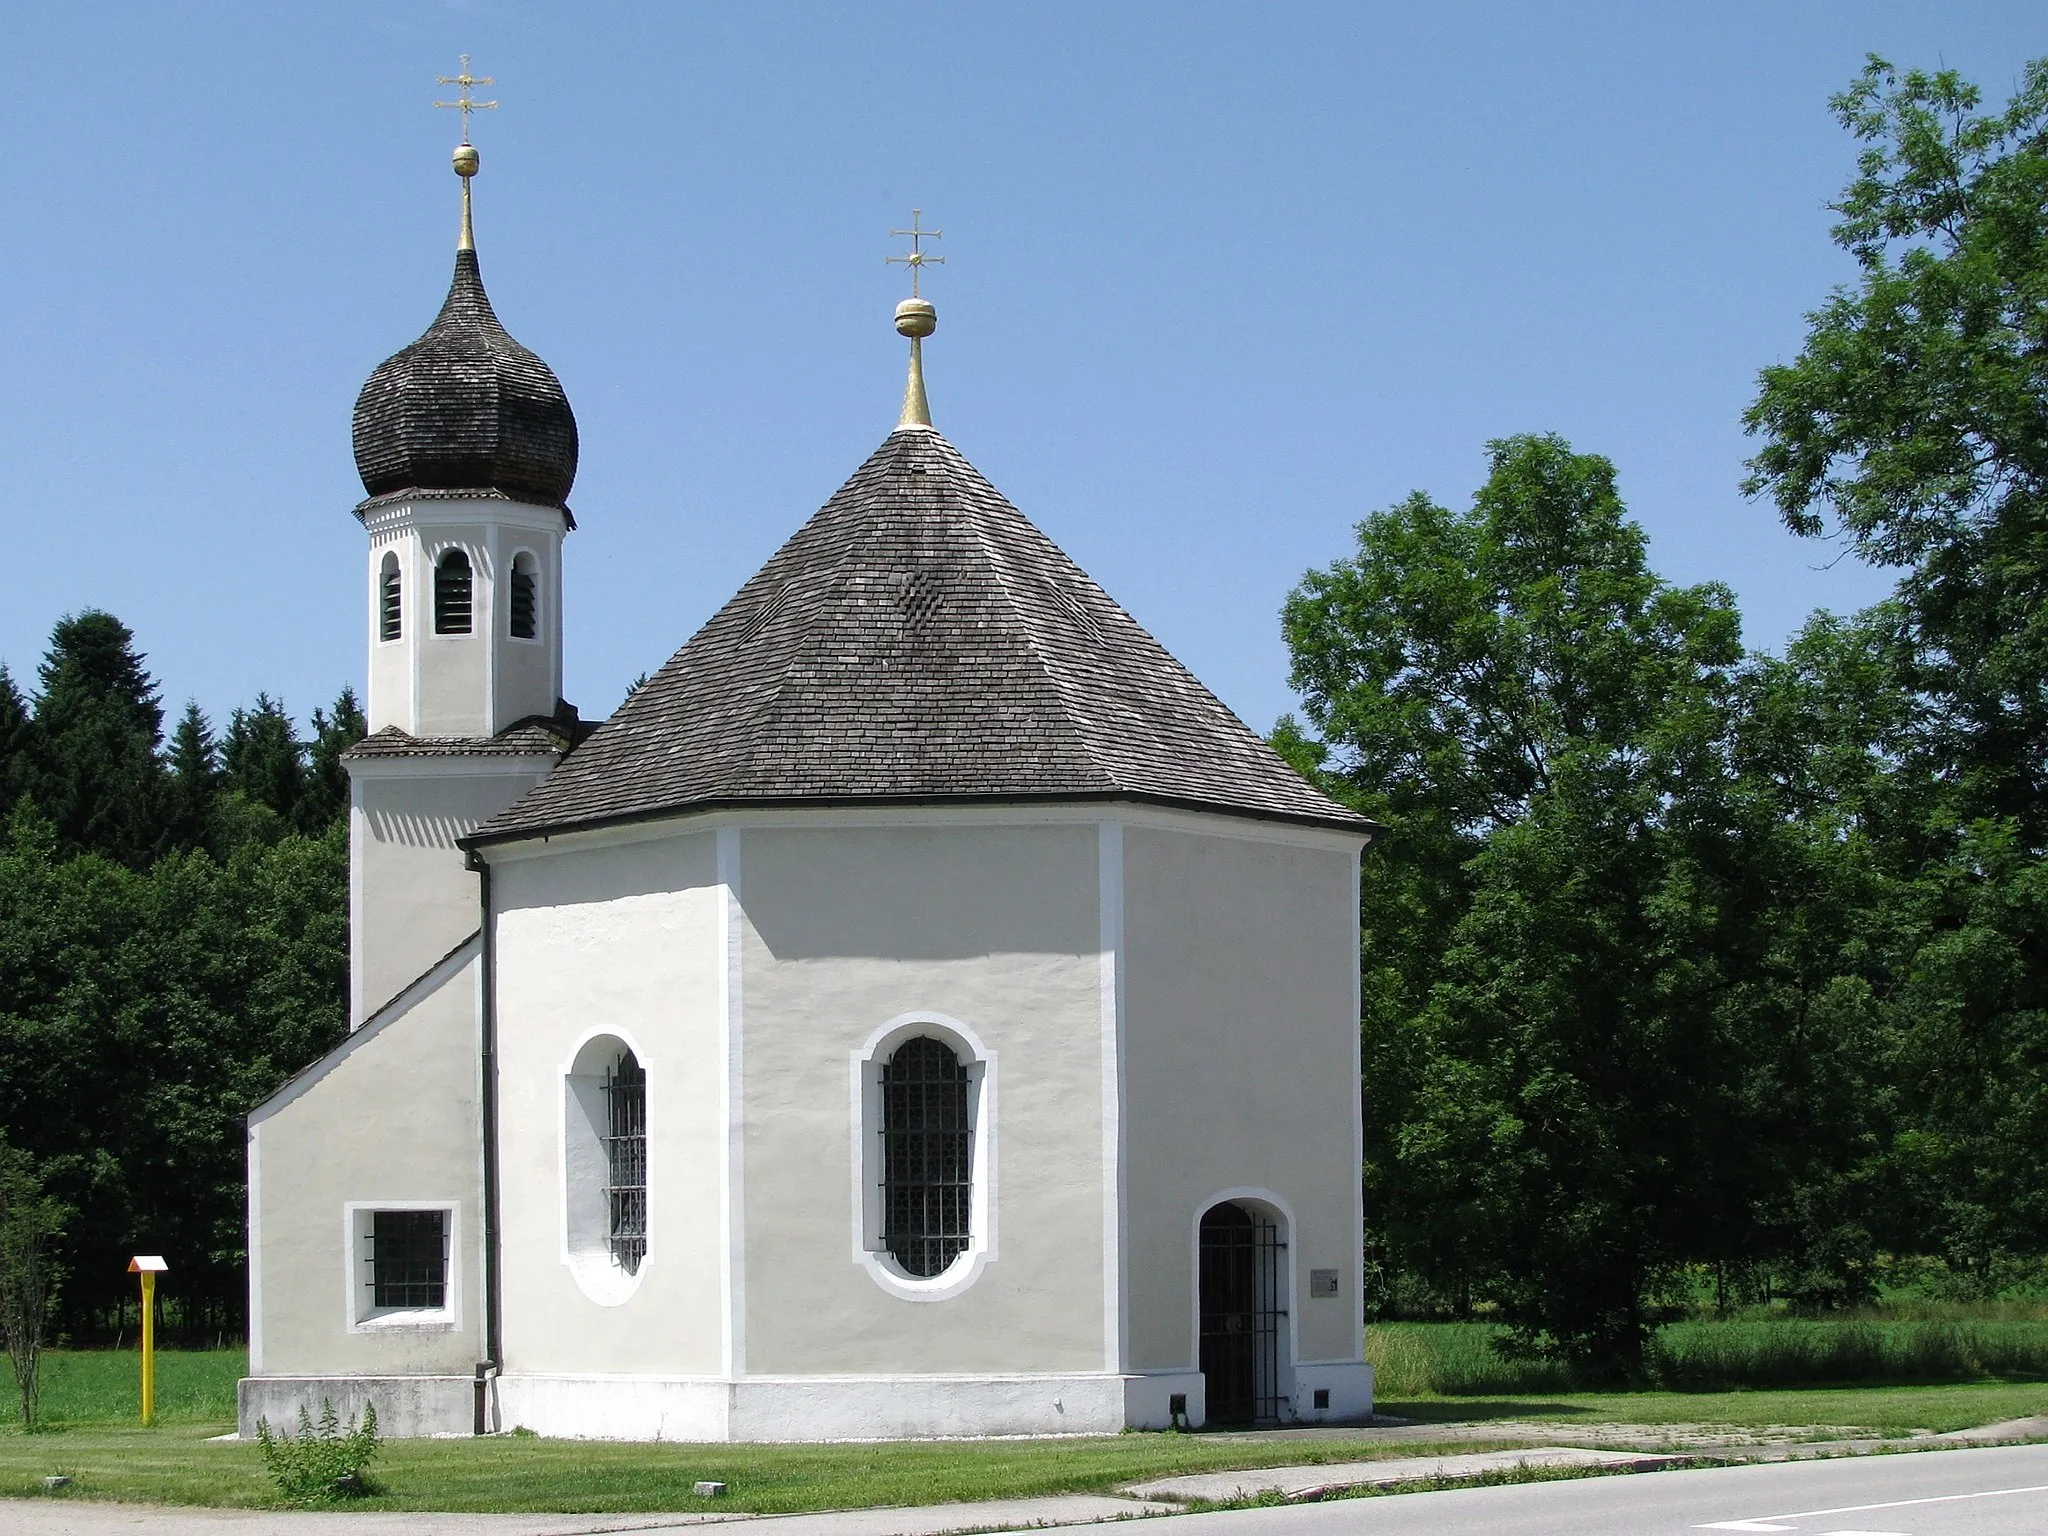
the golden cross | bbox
[887,209,944,298]
[434,54,499,143]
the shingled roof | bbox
[468,427,1369,845]
[351,249,580,512]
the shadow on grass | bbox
[1375,1399,1590,1423]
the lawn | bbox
[0,1348,2043,1512]
[1380,1380,2048,1438]
[1366,1319,2048,1396]
[0,1425,1538,1514]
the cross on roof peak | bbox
[887,209,945,299]
[435,54,499,145]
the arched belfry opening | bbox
[1199,1201,1287,1424]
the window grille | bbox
[602,1050,647,1274]
[880,1036,972,1277]
[509,561,538,639]
[379,555,402,641]
[1198,1202,1286,1424]
[369,1209,445,1309]
[434,550,473,634]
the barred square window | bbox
[370,1209,446,1310]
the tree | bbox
[165,701,221,853]
[30,611,168,866]
[0,666,35,816]
[1282,435,1873,1371]
[0,1134,67,1430]
[1744,54,2048,1286]
[219,694,305,843]
[301,687,365,834]
[1743,55,2048,840]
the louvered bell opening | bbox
[509,563,538,640]
[434,550,473,635]
[379,556,402,642]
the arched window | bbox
[880,1036,972,1278]
[563,1034,649,1302]
[602,1049,646,1274]
[434,549,473,635]
[378,552,402,641]
[509,552,539,640]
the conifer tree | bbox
[31,611,168,866]
[165,701,222,853]
[0,666,36,815]
[219,694,306,837]
[300,687,366,834]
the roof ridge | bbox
[726,454,886,786]
[468,427,1372,844]
[947,442,1123,793]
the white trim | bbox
[481,529,497,725]
[717,827,746,1375]
[1349,840,1366,1365]
[1188,1188,1301,1397]
[343,1200,461,1333]
[360,496,570,539]
[408,532,423,731]
[246,1126,263,1374]
[558,1026,652,1306]
[849,1012,998,1303]
[344,754,561,782]
[476,800,1368,865]
[348,797,367,1027]
[1097,821,1126,1373]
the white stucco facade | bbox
[245,801,1373,1439]
[362,496,567,740]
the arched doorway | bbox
[1198,1201,1285,1424]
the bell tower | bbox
[343,71,579,1023]
[350,82,577,739]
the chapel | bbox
[240,130,1377,1442]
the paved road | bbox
[1167,1444,2048,1536]
[5,1443,2045,1535]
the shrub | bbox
[0,1138,67,1432]
[255,1399,379,1503]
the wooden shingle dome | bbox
[351,248,579,510]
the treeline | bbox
[0,612,360,1338]
[1278,58,2048,1375]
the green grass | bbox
[1,1347,2043,1513]
[1366,1319,2048,1396]
[1381,1380,2048,1437]
[0,1349,242,1428]
[0,1427,1533,1513]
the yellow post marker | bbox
[128,1256,168,1426]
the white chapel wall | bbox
[246,952,484,1383]
[350,763,553,1024]
[737,821,1108,1377]
[1119,822,1366,1380]
[490,830,726,1377]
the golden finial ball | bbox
[452,143,481,178]
[895,298,937,338]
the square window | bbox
[373,1210,445,1309]
[347,1204,456,1329]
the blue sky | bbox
[1,4,2039,736]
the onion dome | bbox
[351,143,578,510]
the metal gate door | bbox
[1198,1201,1284,1424]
